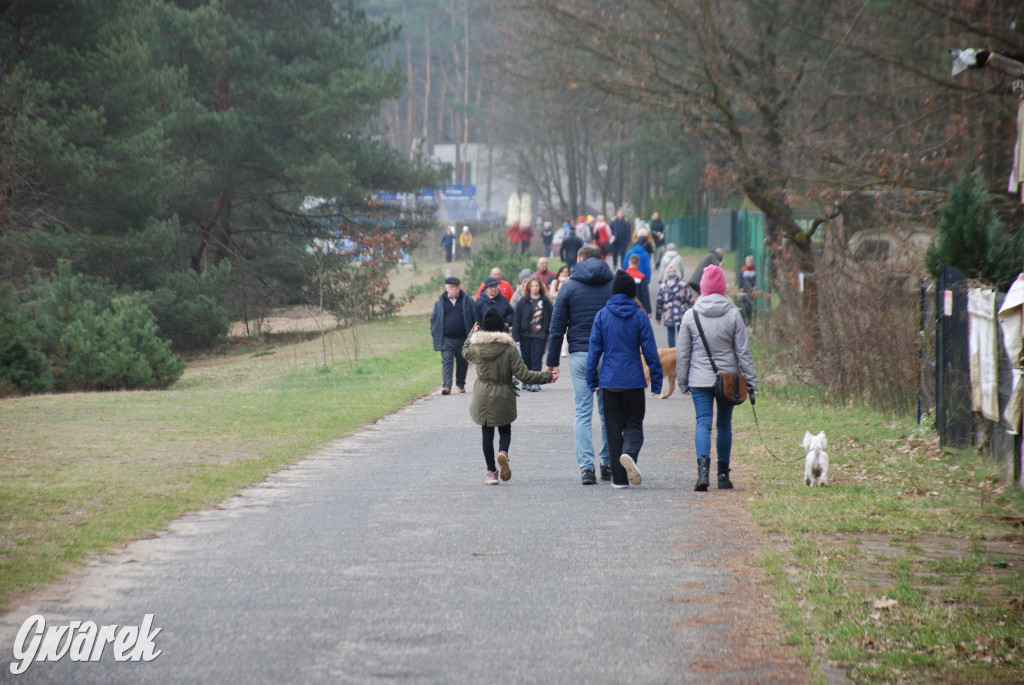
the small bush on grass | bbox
[5,263,185,393]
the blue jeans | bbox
[666,323,678,348]
[690,387,734,464]
[568,351,609,470]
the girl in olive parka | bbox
[462,309,553,484]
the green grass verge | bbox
[0,315,438,611]
[734,381,1024,683]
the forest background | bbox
[1,0,1023,402]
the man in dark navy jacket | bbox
[609,209,632,269]
[475,276,514,330]
[546,244,614,485]
[430,276,476,395]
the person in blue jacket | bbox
[624,236,652,280]
[586,271,663,488]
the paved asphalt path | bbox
[1,278,810,684]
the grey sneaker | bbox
[611,482,629,489]
[620,454,642,485]
[485,470,499,485]
[581,468,597,485]
[600,465,612,481]
[497,452,511,481]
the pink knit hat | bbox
[699,264,727,296]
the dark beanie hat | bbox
[482,309,505,332]
[612,270,636,299]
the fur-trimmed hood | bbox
[467,330,515,362]
[462,328,552,427]
[468,330,515,346]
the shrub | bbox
[56,297,184,391]
[8,264,185,393]
[0,284,54,394]
[149,265,231,351]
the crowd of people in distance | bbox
[429,208,758,490]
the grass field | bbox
[0,315,438,611]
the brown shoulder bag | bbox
[692,311,748,405]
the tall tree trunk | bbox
[194,71,234,272]
[461,1,470,185]
[191,192,228,273]
[404,8,414,155]
[422,21,431,146]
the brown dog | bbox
[642,347,678,398]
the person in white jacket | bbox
[675,265,757,492]
[658,243,685,283]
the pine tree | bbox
[925,170,1022,290]
[0,0,184,284]
[162,0,417,271]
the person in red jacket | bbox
[505,222,521,249]
[519,223,534,255]
[477,267,515,301]
[593,215,612,260]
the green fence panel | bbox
[735,210,771,294]
[665,216,708,249]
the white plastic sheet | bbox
[997,276,1024,433]
[968,288,999,422]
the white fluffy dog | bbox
[802,431,829,487]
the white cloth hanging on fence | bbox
[968,288,999,422]
[1010,100,1024,203]
[997,276,1024,433]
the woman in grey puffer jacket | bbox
[675,265,757,491]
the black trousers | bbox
[482,424,512,471]
[519,335,546,373]
[441,336,468,388]
[612,244,628,269]
[602,389,646,486]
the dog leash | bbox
[749,394,805,464]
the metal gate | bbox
[934,264,972,449]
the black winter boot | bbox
[717,462,734,489]
[694,457,710,492]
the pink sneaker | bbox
[485,470,499,485]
